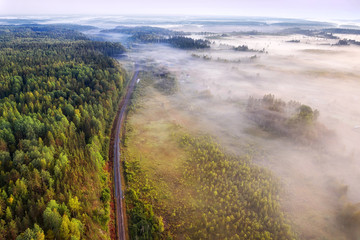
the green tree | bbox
[43,207,62,232]
[68,196,80,216]
[5,206,12,221]
[16,224,45,240]
[58,214,70,240]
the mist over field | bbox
[86,17,360,239]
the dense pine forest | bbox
[0,25,126,239]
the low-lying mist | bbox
[105,26,360,239]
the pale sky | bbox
[0,0,358,20]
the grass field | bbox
[123,73,195,238]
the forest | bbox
[0,25,126,239]
[102,26,210,49]
[130,34,210,49]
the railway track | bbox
[113,65,139,240]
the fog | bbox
[74,17,360,239]
[107,30,360,239]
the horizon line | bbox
[0,14,358,23]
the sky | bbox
[0,0,359,20]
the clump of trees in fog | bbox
[166,36,210,49]
[233,44,265,52]
[247,94,329,144]
[153,69,178,95]
[335,39,360,46]
[286,40,300,43]
[234,45,251,51]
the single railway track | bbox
[113,65,139,240]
